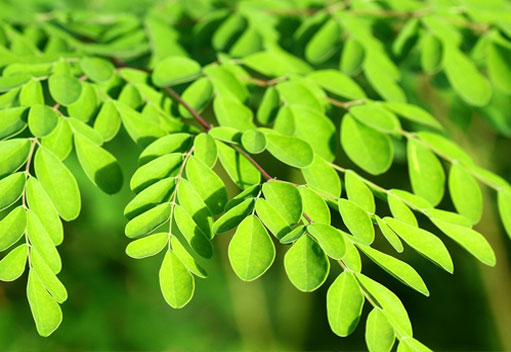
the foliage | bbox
[0,0,510,349]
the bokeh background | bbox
[1,0,511,350]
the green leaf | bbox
[124,178,175,219]
[216,141,260,189]
[338,199,375,244]
[416,132,473,165]
[27,269,63,337]
[228,215,275,281]
[170,236,208,278]
[357,243,429,296]
[299,187,330,224]
[30,248,67,303]
[0,138,30,178]
[224,184,259,211]
[0,172,26,211]
[241,129,266,154]
[428,217,496,266]
[340,38,365,76]
[177,179,214,238]
[397,338,432,352]
[212,14,247,51]
[302,154,341,197]
[262,181,302,225]
[69,117,103,145]
[159,250,195,309]
[388,192,417,227]
[421,33,442,74]
[280,226,307,244]
[130,153,182,192]
[0,73,30,92]
[498,188,511,240]
[179,77,214,118]
[307,224,345,259]
[407,138,445,206]
[174,205,213,259]
[365,308,395,352]
[375,216,404,253]
[326,272,365,337]
[448,164,482,224]
[67,82,99,122]
[488,41,511,94]
[115,102,166,147]
[356,273,412,337]
[0,206,26,252]
[125,203,171,239]
[350,103,401,133]
[255,198,292,239]
[185,156,227,215]
[257,87,280,124]
[27,211,61,273]
[341,114,393,175]
[213,198,254,234]
[74,133,123,194]
[152,56,201,87]
[345,170,375,213]
[305,19,341,64]
[94,101,121,142]
[385,217,453,273]
[20,79,44,106]
[209,127,242,144]
[382,102,442,130]
[265,134,313,168]
[34,147,81,221]
[364,56,406,103]
[284,235,330,292]
[126,232,168,259]
[26,177,63,245]
[213,96,255,131]
[28,105,59,138]
[80,57,115,83]
[276,80,323,112]
[307,69,365,100]
[194,133,217,168]
[0,106,28,140]
[0,244,28,281]
[41,119,73,160]
[443,46,491,107]
[48,74,82,106]
[139,133,191,165]
[204,64,248,102]
[390,189,432,210]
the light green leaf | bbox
[307,224,345,259]
[20,79,44,106]
[130,153,182,192]
[204,64,248,102]
[48,74,82,106]
[305,19,341,64]
[307,69,365,100]
[421,33,442,74]
[365,308,395,352]
[115,102,166,147]
[185,156,227,215]
[255,198,292,239]
[385,217,453,273]
[488,41,511,94]
[356,273,413,337]
[0,74,30,92]
[213,96,255,131]
[224,184,259,211]
[0,206,26,252]
[212,13,247,51]
[0,244,27,281]
[257,87,280,124]
[28,105,59,138]
[338,199,375,244]
[27,211,61,274]
[124,177,175,219]
[382,102,442,130]
[139,133,191,165]
[27,269,62,337]
[173,205,213,259]
[280,226,307,244]
[364,56,406,103]
[34,147,81,221]
[216,141,260,189]
[193,133,217,168]
[416,131,473,165]
[375,216,404,253]
[299,187,330,224]
[397,338,432,352]
[41,118,73,160]
[228,215,275,281]
[124,201,170,238]
[265,134,313,168]
[67,82,99,122]
[262,181,302,225]
[276,80,323,112]
[388,192,417,227]
[126,232,168,259]
[94,101,122,142]
[177,179,214,238]
[213,198,254,234]
[0,138,30,178]
[170,236,208,278]
[350,103,401,133]
[152,56,201,87]
[30,248,67,303]
[159,250,195,309]
[80,57,115,83]
[284,235,330,292]
[26,177,63,245]
[341,114,393,175]
[0,172,26,211]
[302,154,341,197]
[407,138,445,206]
[340,38,365,76]
[326,272,365,337]
[448,164,482,224]
[0,106,28,140]
[241,129,266,154]
[208,126,242,144]
[357,243,429,296]
[498,188,511,240]
[345,170,375,213]
[74,133,123,194]
[179,77,214,118]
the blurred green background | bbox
[1,0,511,350]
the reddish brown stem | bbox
[163,87,211,131]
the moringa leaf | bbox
[159,250,195,309]
[0,172,26,211]
[27,269,62,337]
[152,57,201,87]
[338,199,375,245]
[365,308,395,352]
[126,232,168,259]
[448,164,482,224]
[0,244,28,281]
